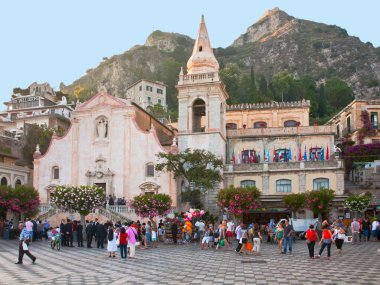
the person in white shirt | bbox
[351,218,360,243]
[372,219,380,241]
[226,220,235,242]
[195,220,205,242]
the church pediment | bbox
[77,91,127,111]
[139,182,161,194]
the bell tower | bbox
[176,15,228,161]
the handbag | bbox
[219,239,225,247]
[22,241,28,251]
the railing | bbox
[98,208,132,223]
[178,72,219,85]
[106,205,135,214]
[227,125,335,137]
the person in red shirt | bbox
[118,227,128,259]
[305,224,319,259]
[316,223,334,259]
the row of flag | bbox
[231,145,330,164]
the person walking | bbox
[107,226,117,258]
[238,224,249,254]
[118,227,128,259]
[362,217,371,242]
[86,221,94,248]
[171,221,178,244]
[283,219,294,255]
[127,222,138,258]
[251,224,262,256]
[15,223,36,264]
[332,225,346,254]
[275,222,284,254]
[305,224,318,259]
[316,224,334,259]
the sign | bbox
[338,216,344,220]
[345,212,350,219]
[13,96,39,104]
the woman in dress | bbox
[107,226,117,258]
[275,222,284,254]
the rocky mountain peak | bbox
[144,30,194,52]
[231,7,297,47]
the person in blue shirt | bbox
[15,223,36,264]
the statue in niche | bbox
[97,118,108,139]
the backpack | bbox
[108,229,113,241]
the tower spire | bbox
[186,15,219,74]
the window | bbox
[52,167,59,180]
[139,85,142,91]
[240,180,256,188]
[313,178,329,190]
[347,117,351,133]
[158,99,161,105]
[146,86,153,92]
[147,97,151,102]
[226,123,237,129]
[284,120,297,127]
[254,121,267,128]
[15,179,22,187]
[146,163,154,177]
[276,179,292,192]
[157,88,163,94]
[371,112,378,129]
[192,99,206,132]
[1,177,7,186]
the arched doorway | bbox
[1,177,7,186]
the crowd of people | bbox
[9,215,380,265]
[107,195,127,206]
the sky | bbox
[0,0,379,106]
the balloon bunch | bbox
[183,208,205,221]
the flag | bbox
[232,149,235,164]
[237,149,241,164]
[242,148,245,163]
[303,145,307,161]
[326,145,330,160]
[263,148,266,162]
[273,148,276,162]
[267,148,270,162]
[321,146,324,161]
[299,145,302,161]
[289,148,292,162]
[248,149,251,164]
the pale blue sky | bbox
[0,0,379,105]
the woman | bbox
[332,226,345,254]
[107,226,117,258]
[251,224,262,256]
[305,224,318,259]
[118,227,128,259]
[275,222,284,254]
[127,222,138,258]
[316,223,334,259]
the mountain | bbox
[61,8,380,112]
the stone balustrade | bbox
[178,72,219,85]
[227,99,311,111]
[227,125,335,137]
[224,159,343,172]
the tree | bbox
[325,77,353,110]
[51,185,106,238]
[22,124,64,165]
[217,186,261,217]
[283,193,306,218]
[343,143,380,173]
[305,188,335,221]
[130,193,172,221]
[343,194,371,217]
[0,185,40,219]
[220,63,241,104]
[155,148,223,207]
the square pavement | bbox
[0,238,379,284]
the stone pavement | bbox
[0,238,379,285]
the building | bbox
[125,79,167,111]
[33,89,177,209]
[327,99,380,144]
[0,82,73,139]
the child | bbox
[151,226,158,248]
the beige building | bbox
[125,79,167,111]
[327,99,380,144]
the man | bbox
[77,220,83,247]
[226,219,235,243]
[44,220,50,240]
[65,219,74,247]
[235,223,243,252]
[195,220,205,242]
[171,221,178,244]
[25,218,33,242]
[283,219,294,254]
[86,221,94,248]
[60,219,66,246]
[15,223,36,264]
[351,218,360,244]
[96,222,106,248]
[32,219,38,242]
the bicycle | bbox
[51,234,62,250]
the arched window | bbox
[52,167,59,180]
[96,117,108,139]
[15,179,22,187]
[146,163,155,177]
[313,178,329,190]
[240,180,256,188]
[1,177,8,186]
[254,121,267,128]
[276,179,292,192]
[284,120,297,127]
[192,99,206,132]
[226,123,237,129]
